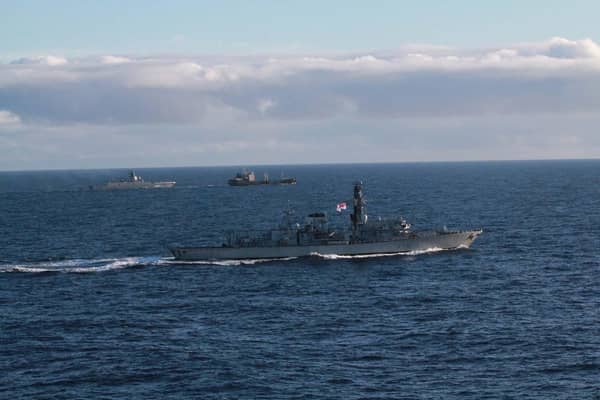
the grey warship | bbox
[91,170,176,190]
[170,182,482,261]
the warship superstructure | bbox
[170,182,482,261]
[91,170,176,190]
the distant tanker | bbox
[228,170,296,186]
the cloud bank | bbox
[9,55,69,66]
[2,37,600,125]
[1,37,600,169]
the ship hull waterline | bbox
[170,230,482,261]
[91,181,176,190]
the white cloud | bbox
[1,37,600,125]
[100,55,131,65]
[257,98,276,114]
[3,36,600,169]
[534,37,600,59]
[9,55,68,66]
[5,37,600,169]
[0,110,21,125]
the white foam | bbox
[0,256,164,274]
[310,247,446,259]
[164,257,298,266]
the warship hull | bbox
[170,230,481,261]
[228,178,297,186]
[92,181,176,190]
[228,180,267,186]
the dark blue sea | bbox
[1,161,599,399]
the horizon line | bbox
[1,156,598,173]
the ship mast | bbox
[351,181,367,242]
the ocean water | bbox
[1,161,599,399]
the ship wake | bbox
[0,256,165,274]
[1,247,455,273]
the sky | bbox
[2,1,600,170]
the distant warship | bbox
[228,170,296,186]
[170,182,482,261]
[91,171,176,190]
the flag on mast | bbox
[336,202,347,212]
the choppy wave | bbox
[310,247,446,259]
[0,256,165,274]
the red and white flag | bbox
[336,202,347,212]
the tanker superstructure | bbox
[91,171,176,190]
[170,182,482,261]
